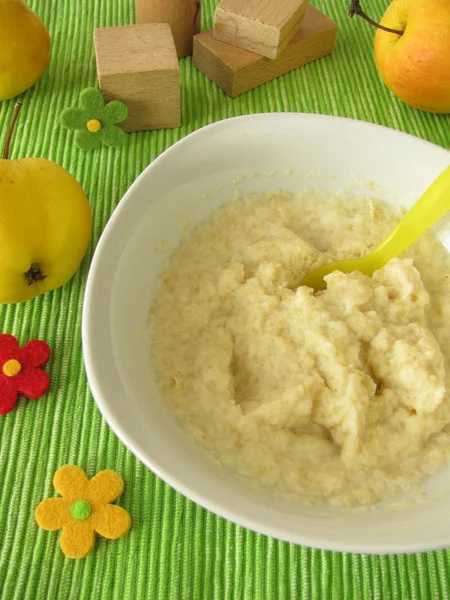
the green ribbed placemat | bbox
[1,1,449,598]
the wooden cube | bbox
[135,0,201,58]
[94,23,180,133]
[214,0,308,59]
[195,5,337,98]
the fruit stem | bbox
[2,102,23,160]
[25,264,47,286]
[348,0,404,35]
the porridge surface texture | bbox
[150,189,450,506]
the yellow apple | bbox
[374,0,450,113]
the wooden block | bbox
[135,0,201,58]
[194,5,337,98]
[94,23,180,133]
[214,0,308,59]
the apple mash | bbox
[149,189,450,505]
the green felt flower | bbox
[60,88,128,151]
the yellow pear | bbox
[0,104,92,304]
[0,0,50,101]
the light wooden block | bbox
[94,23,180,133]
[194,5,337,98]
[214,0,308,59]
[135,0,201,58]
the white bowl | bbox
[82,114,450,554]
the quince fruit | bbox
[0,104,92,304]
[0,0,50,101]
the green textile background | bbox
[0,0,449,598]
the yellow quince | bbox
[0,104,92,304]
[0,0,50,101]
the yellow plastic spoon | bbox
[301,165,450,292]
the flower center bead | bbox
[86,119,102,133]
[71,499,91,520]
[2,359,21,377]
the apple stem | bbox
[25,264,47,286]
[2,102,23,160]
[348,0,404,35]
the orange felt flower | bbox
[35,466,131,559]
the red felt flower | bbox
[0,334,51,415]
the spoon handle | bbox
[373,165,450,263]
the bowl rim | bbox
[82,113,450,554]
